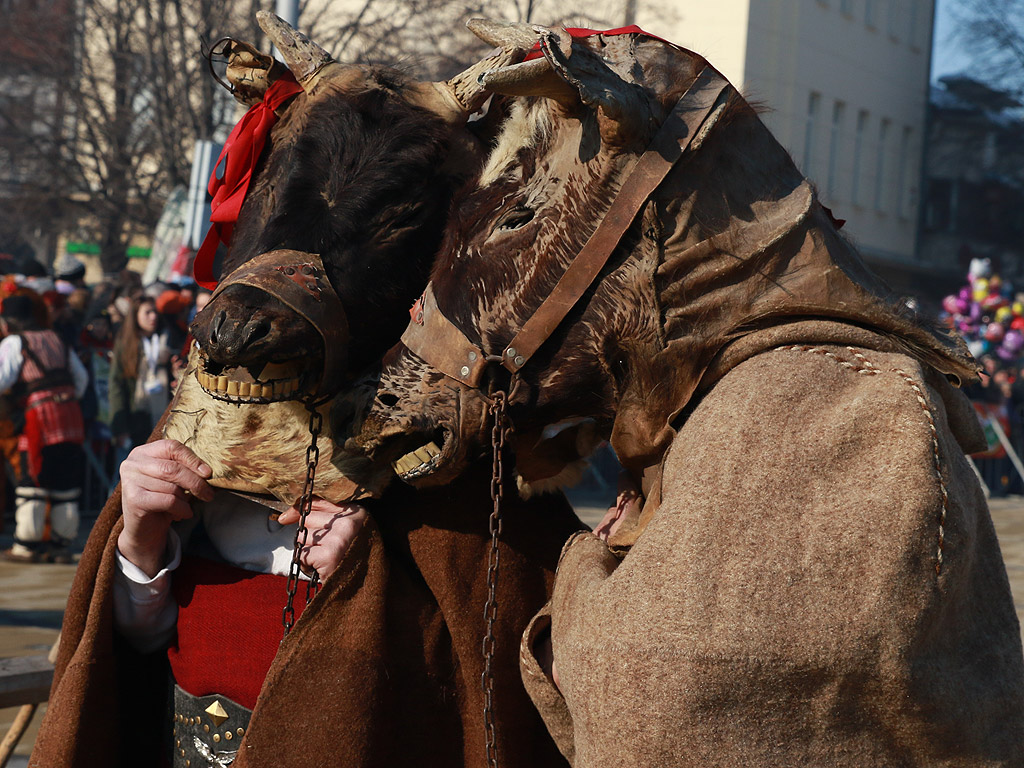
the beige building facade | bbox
[632,0,935,269]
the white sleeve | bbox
[69,347,89,399]
[112,528,182,654]
[0,335,23,393]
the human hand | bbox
[593,472,643,541]
[117,439,214,578]
[277,498,367,582]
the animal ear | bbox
[257,11,366,94]
[404,19,535,125]
[477,25,649,143]
[219,39,288,107]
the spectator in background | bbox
[52,253,88,291]
[0,294,88,563]
[108,295,130,334]
[191,287,212,324]
[1008,363,1024,495]
[109,297,178,461]
[155,287,192,353]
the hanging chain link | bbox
[282,399,324,636]
[482,384,512,768]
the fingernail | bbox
[199,464,212,478]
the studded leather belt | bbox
[172,685,252,768]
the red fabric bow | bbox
[193,73,304,289]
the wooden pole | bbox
[0,705,37,768]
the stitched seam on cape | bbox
[774,344,948,576]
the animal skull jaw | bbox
[391,428,462,487]
[194,353,314,404]
[367,423,467,488]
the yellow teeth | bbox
[392,441,442,476]
[194,365,304,403]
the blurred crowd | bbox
[940,258,1024,497]
[0,251,210,563]
[962,355,1024,497]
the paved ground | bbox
[2,496,1024,763]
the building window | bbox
[852,110,868,205]
[908,0,922,48]
[875,118,891,212]
[896,126,913,218]
[827,101,845,200]
[887,0,901,39]
[865,0,877,28]
[803,91,821,176]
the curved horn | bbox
[406,18,535,123]
[476,26,578,103]
[256,10,345,92]
[477,24,649,142]
[467,18,538,50]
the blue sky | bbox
[931,0,975,82]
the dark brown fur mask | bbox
[190,14,529,396]
[345,23,976,493]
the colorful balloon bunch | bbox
[942,258,1024,362]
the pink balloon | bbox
[985,322,1005,342]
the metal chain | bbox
[282,400,323,636]
[482,386,511,768]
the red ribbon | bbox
[193,73,304,289]
[523,26,668,61]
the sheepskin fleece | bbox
[523,332,1024,767]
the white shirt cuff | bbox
[112,529,181,653]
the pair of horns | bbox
[256,12,536,122]
[256,14,646,131]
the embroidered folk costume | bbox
[0,294,87,563]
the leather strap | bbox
[400,284,489,387]
[501,66,732,373]
[211,249,349,394]
[403,66,733,388]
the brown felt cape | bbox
[517,149,1024,767]
[31,414,583,768]
[524,324,1024,766]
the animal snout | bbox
[207,310,226,346]
[196,307,274,361]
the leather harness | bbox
[400,65,734,389]
[210,249,349,396]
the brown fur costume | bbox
[32,418,583,768]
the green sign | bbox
[65,242,151,259]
